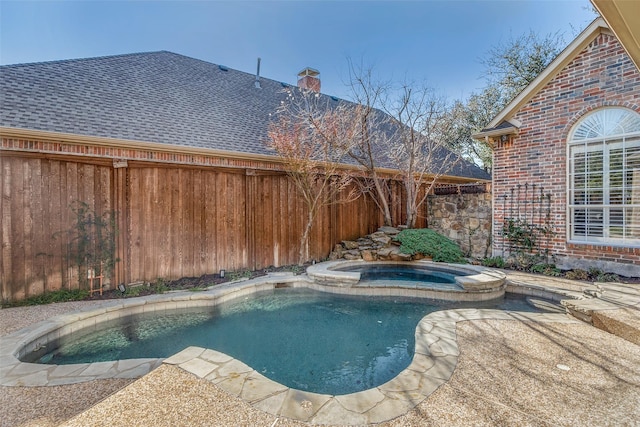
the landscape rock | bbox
[371,235,392,246]
[342,240,360,250]
[377,248,393,258]
[361,250,376,262]
[378,226,400,235]
[390,251,412,261]
[329,226,430,263]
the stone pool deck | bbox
[2,269,640,426]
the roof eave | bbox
[485,17,610,130]
[0,126,284,164]
[0,126,490,182]
[472,122,520,141]
[592,0,640,71]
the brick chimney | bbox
[297,67,321,92]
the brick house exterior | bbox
[475,18,640,277]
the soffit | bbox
[592,0,640,71]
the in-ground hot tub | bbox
[306,260,507,301]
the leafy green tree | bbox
[480,30,566,102]
[444,86,506,172]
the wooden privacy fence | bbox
[1,151,421,301]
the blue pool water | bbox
[27,289,542,395]
[335,263,468,290]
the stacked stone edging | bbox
[329,226,430,262]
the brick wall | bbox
[493,32,640,277]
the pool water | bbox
[28,289,542,395]
[336,263,467,290]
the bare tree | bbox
[344,60,394,226]
[385,84,460,229]
[267,89,359,265]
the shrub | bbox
[152,278,170,294]
[530,263,561,277]
[596,272,619,282]
[588,267,602,278]
[565,269,589,281]
[228,269,252,281]
[482,256,505,268]
[396,229,466,263]
[123,285,144,297]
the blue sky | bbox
[1,0,597,101]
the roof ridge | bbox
[0,50,351,101]
[0,50,174,69]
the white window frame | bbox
[567,108,640,247]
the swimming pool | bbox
[23,288,546,395]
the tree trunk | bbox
[298,210,315,266]
[406,210,417,229]
[371,173,392,226]
[405,180,417,229]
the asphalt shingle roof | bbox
[0,51,490,180]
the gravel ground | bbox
[1,302,136,427]
[3,301,640,427]
[0,301,103,336]
[0,379,134,427]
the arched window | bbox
[568,108,640,245]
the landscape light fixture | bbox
[219,269,225,279]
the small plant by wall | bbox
[57,201,118,289]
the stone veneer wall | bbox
[427,193,492,260]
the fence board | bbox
[203,171,217,275]
[23,160,35,297]
[156,167,171,279]
[193,170,205,276]
[28,159,45,297]
[229,172,247,270]
[215,172,228,272]
[13,159,26,299]
[128,168,142,282]
[142,168,156,280]
[113,166,128,286]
